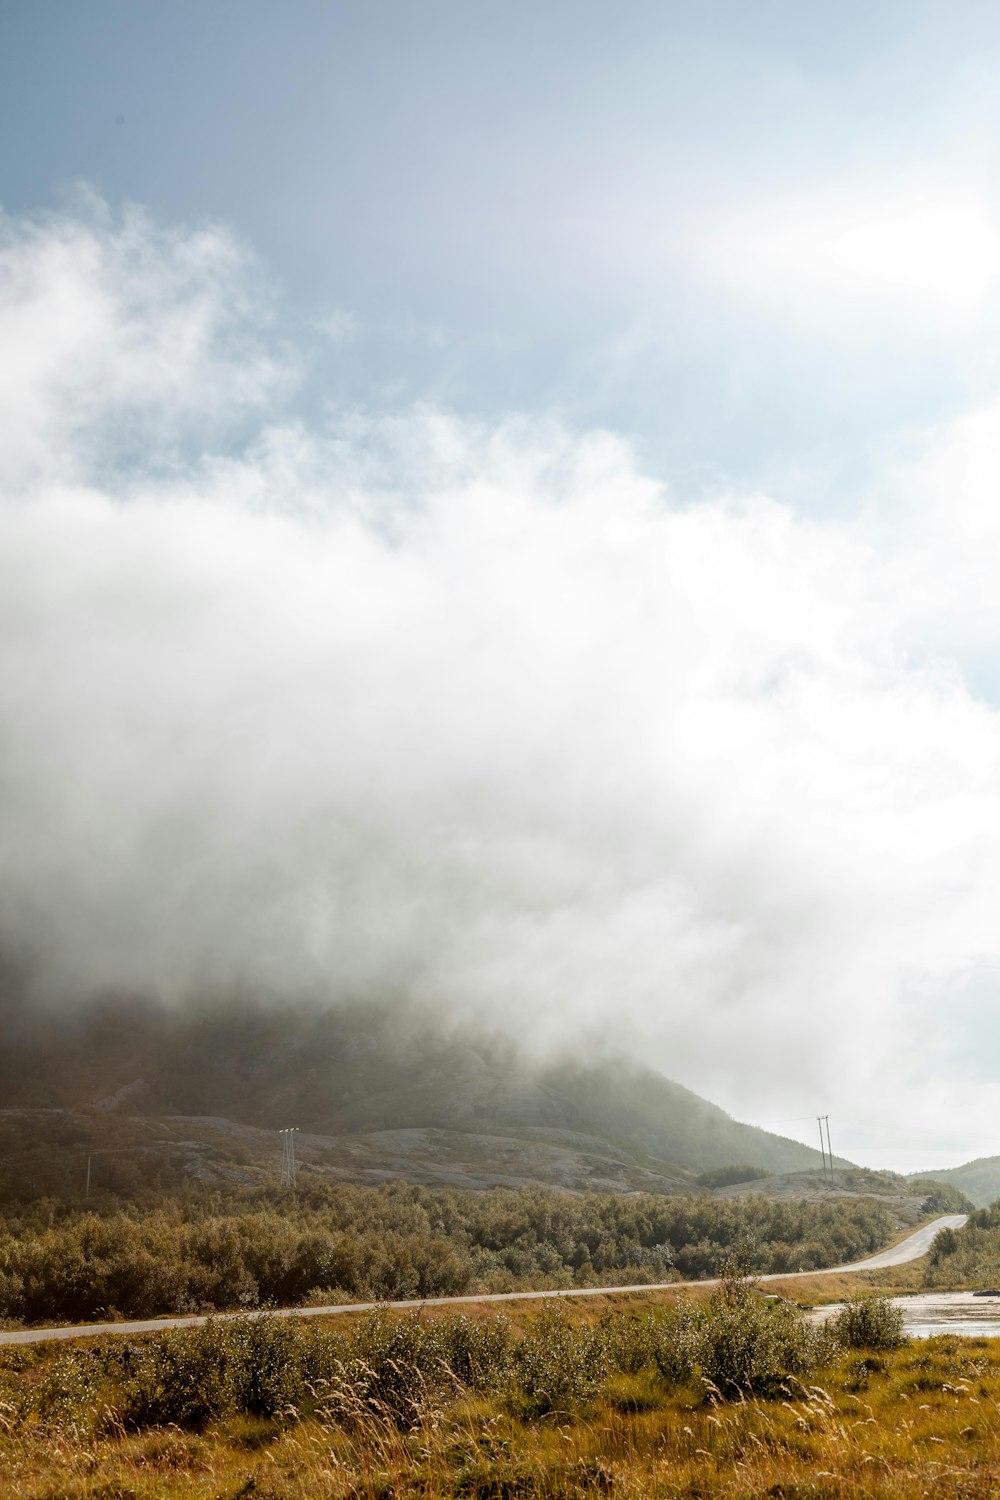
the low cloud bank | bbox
[3,201,1000,1159]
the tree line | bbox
[0,1181,905,1325]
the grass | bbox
[7,1338,1000,1497]
[2,1282,1000,1498]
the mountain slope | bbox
[0,986,840,1189]
[911,1157,1000,1208]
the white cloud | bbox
[694,183,1000,327]
[0,198,292,491]
[4,203,1000,1165]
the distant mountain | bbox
[0,984,843,1195]
[910,1157,1000,1209]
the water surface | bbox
[811,1291,1000,1339]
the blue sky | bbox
[7,0,1000,496]
[6,3,1000,1170]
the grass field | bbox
[3,1276,1000,1499]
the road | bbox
[0,1213,966,1347]
[822,1213,967,1271]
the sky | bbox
[4,2,1000,1170]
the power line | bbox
[759,1114,832,1126]
[758,1112,838,1184]
[68,1145,163,1199]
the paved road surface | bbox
[825,1213,966,1271]
[0,1213,967,1347]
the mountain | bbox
[910,1157,1000,1208]
[0,985,844,1198]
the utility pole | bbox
[279,1127,299,1189]
[817,1116,829,1182]
[823,1115,834,1185]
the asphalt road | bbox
[825,1213,967,1271]
[0,1213,967,1347]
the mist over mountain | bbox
[0,982,833,1188]
[4,200,1000,1163]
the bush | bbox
[432,1313,515,1392]
[602,1308,691,1380]
[695,1165,773,1190]
[217,1316,310,1417]
[111,1315,314,1429]
[690,1274,832,1398]
[511,1308,609,1417]
[1,1290,859,1446]
[317,1313,436,1428]
[115,1324,227,1429]
[831,1296,905,1351]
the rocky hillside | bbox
[0,985,843,1197]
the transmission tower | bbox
[279,1127,299,1189]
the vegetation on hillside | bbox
[0,1182,901,1326]
[907,1176,975,1215]
[694,1163,773,1188]
[927,1200,1000,1287]
[913,1158,1000,1209]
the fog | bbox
[4,202,1000,1162]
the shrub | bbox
[111,1315,314,1429]
[690,1274,831,1398]
[316,1311,454,1428]
[602,1309,690,1379]
[0,1290,857,1446]
[511,1307,609,1417]
[217,1315,309,1417]
[695,1165,773,1189]
[432,1313,515,1392]
[831,1296,905,1351]
[929,1226,960,1262]
[115,1324,227,1429]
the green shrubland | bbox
[926,1199,1000,1287]
[0,1181,899,1325]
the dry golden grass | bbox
[5,1310,1000,1498]
[299,1265,919,1336]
